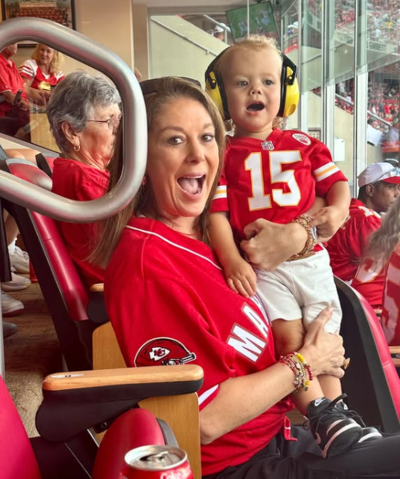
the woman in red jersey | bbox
[46,71,121,288]
[19,43,64,102]
[93,77,400,479]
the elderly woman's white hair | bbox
[46,70,121,154]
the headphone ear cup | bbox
[205,70,230,121]
[279,66,300,118]
[205,71,225,118]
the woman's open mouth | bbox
[247,102,265,112]
[177,175,206,196]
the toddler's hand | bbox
[309,205,348,242]
[224,257,257,298]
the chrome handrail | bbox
[0,17,147,222]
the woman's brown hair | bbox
[90,76,226,269]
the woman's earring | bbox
[74,144,81,152]
[142,176,147,185]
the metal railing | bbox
[151,17,221,56]
[0,17,148,376]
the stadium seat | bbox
[336,276,400,432]
[0,364,203,479]
[0,157,108,370]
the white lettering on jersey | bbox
[242,304,269,338]
[245,150,302,210]
[354,260,382,284]
[227,325,266,362]
[357,206,381,218]
[382,262,400,344]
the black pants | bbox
[203,426,400,479]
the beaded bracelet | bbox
[287,214,317,262]
[279,351,313,393]
[295,351,313,382]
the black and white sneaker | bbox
[358,426,383,443]
[330,396,383,444]
[306,395,363,458]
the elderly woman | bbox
[19,43,64,101]
[46,70,120,288]
[93,77,400,478]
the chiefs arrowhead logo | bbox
[149,347,170,361]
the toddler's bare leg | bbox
[272,318,328,415]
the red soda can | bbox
[120,445,194,479]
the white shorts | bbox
[254,248,342,333]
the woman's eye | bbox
[168,136,183,145]
[202,133,215,142]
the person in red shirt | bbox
[93,76,400,478]
[46,71,121,288]
[0,43,46,118]
[19,43,64,102]
[327,162,400,282]
[382,243,400,346]
[205,35,360,456]
[353,194,400,344]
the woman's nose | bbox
[187,141,205,163]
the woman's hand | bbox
[299,307,345,378]
[240,219,308,271]
[310,205,349,243]
[224,256,257,298]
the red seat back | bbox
[0,377,41,479]
[336,276,400,431]
[6,160,89,320]
[357,292,400,415]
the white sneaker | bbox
[1,272,31,292]
[1,291,24,317]
[9,246,29,274]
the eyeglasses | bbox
[87,114,122,130]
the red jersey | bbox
[0,53,28,116]
[19,59,64,90]
[352,258,386,311]
[104,217,292,476]
[51,158,109,288]
[211,129,347,243]
[327,198,382,281]
[382,243,400,346]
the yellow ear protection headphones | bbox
[205,49,299,120]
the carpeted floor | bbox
[4,281,63,437]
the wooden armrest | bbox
[90,283,104,293]
[43,364,203,391]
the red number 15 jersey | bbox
[211,129,347,243]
